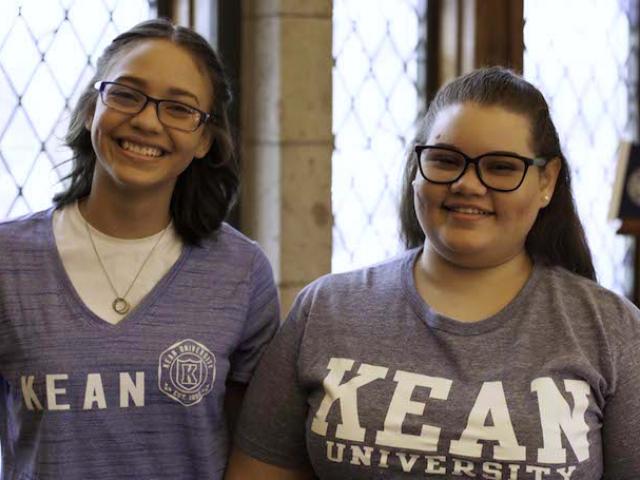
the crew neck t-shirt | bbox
[0,209,280,479]
[235,248,640,479]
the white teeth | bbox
[120,140,163,157]
[449,207,491,215]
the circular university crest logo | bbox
[158,339,216,406]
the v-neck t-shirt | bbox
[53,201,183,324]
[0,209,280,479]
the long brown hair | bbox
[54,18,238,245]
[399,67,595,280]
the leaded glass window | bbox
[0,0,154,220]
[524,0,639,295]
[332,0,427,272]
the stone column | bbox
[240,0,333,312]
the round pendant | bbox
[112,297,130,315]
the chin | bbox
[107,171,171,193]
[442,246,528,270]
[433,238,498,266]
[450,257,501,269]
[445,253,490,269]
[441,237,491,256]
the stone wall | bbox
[240,0,333,312]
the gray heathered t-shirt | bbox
[235,248,640,479]
[0,210,280,480]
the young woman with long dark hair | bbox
[0,18,279,479]
[226,67,640,479]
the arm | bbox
[225,448,315,480]
[228,289,316,477]
[224,381,246,436]
[227,248,280,385]
[602,340,640,478]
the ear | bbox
[194,127,214,159]
[539,157,561,207]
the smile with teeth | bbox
[446,206,493,215]
[119,139,164,157]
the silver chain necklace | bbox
[84,219,169,315]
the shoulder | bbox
[539,264,640,346]
[305,249,412,293]
[194,223,274,283]
[216,222,260,247]
[0,209,52,248]
[197,223,268,262]
[201,223,263,255]
[293,249,416,315]
[543,264,634,311]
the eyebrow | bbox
[432,142,459,150]
[112,75,201,106]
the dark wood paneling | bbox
[429,0,524,90]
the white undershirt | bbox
[53,202,183,324]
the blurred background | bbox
[0,0,637,310]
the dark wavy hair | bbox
[53,18,238,245]
[400,66,596,280]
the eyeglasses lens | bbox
[419,148,526,191]
[101,83,201,132]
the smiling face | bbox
[413,102,560,269]
[87,38,213,201]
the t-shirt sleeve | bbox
[602,336,640,477]
[233,291,311,469]
[228,247,280,384]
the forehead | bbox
[427,103,533,156]
[103,38,212,107]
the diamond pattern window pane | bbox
[332,0,426,272]
[0,0,154,221]
[524,0,638,296]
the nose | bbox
[450,163,487,195]
[129,101,163,132]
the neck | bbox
[414,246,533,322]
[418,246,533,289]
[80,188,172,239]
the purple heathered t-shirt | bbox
[235,248,640,479]
[0,210,280,479]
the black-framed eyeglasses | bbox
[414,145,549,192]
[94,81,212,132]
